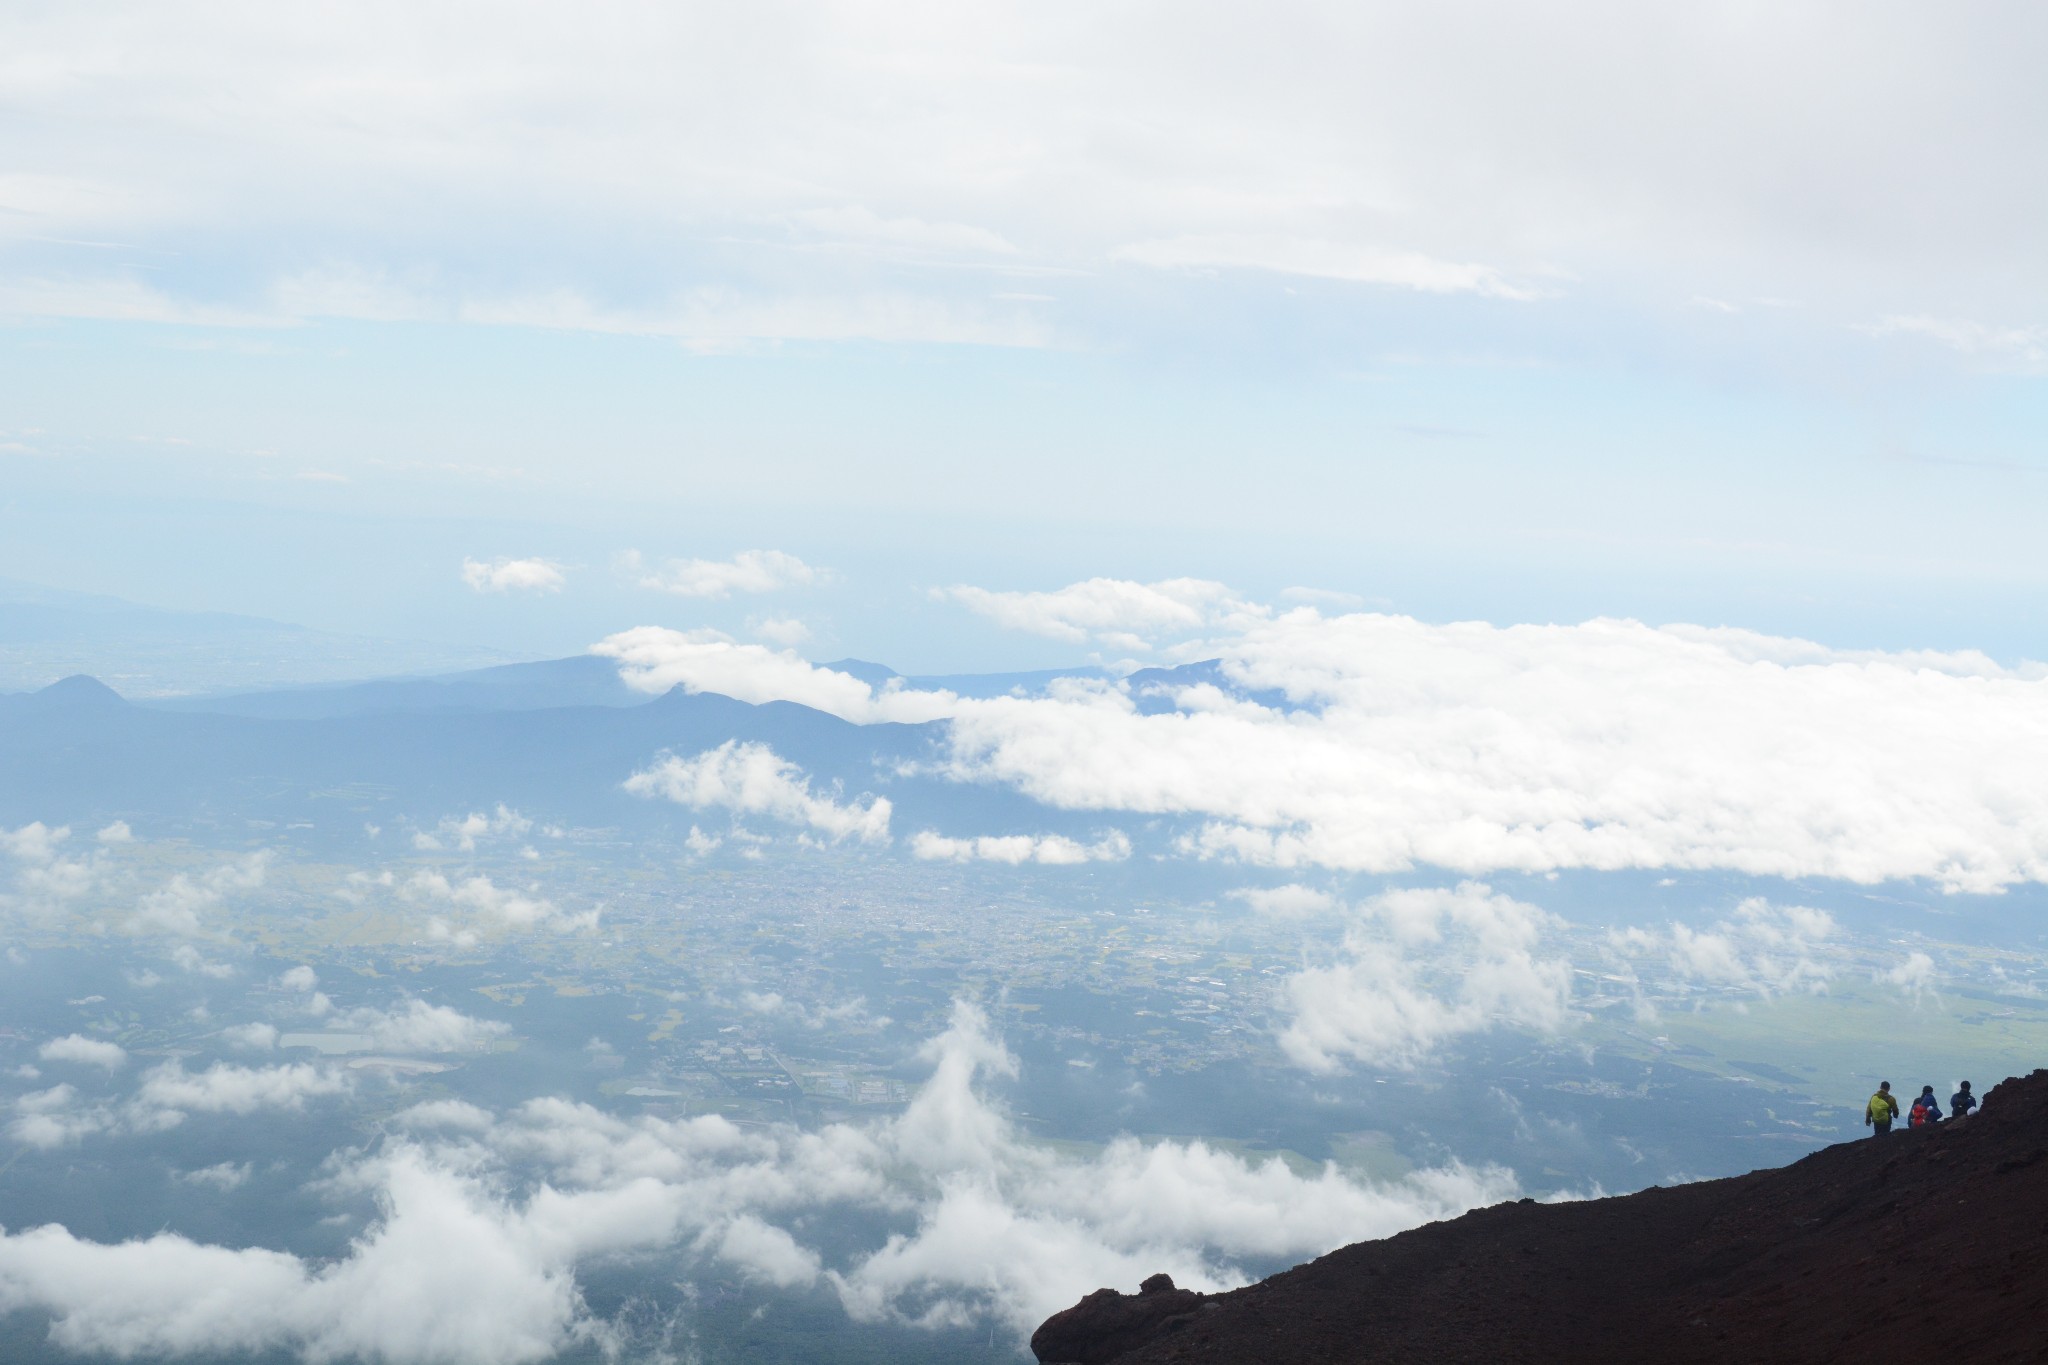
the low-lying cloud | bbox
[460,557,566,593]
[939,576,1261,652]
[131,853,270,936]
[399,870,599,942]
[910,830,1130,865]
[603,589,2048,891]
[595,627,953,723]
[1606,898,1837,1006]
[627,741,892,845]
[622,548,819,599]
[0,822,98,921]
[0,1003,1515,1356]
[1279,883,1572,1071]
[38,1035,127,1071]
[7,1059,353,1150]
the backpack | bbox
[1910,1099,1930,1128]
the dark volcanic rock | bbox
[1033,1071,2048,1364]
[1031,1272,1207,1364]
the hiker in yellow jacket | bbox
[1865,1080,1900,1136]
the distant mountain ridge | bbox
[0,576,511,696]
[0,655,1268,858]
[143,655,649,719]
[1032,1071,2048,1364]
[143,654,1122,719]
[0,666,1110,851]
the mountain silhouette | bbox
[1034,1070,2048,1364]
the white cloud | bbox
[752,617,812,647]
[593,627,953,723]
[460,557,566,593]
[0,822,69,863]
[1606,899,1837,1004]
[1864,315,2048,367]
[134,1061,350,1122]
[4,3,2031,364]
[460,289,1050,350]
[715,1215,824,1289]
[95,821,134,844]
[394,1100,496,1133]
[399,871,599,939]
[626,742,892,844]
[278,965,319,993]
[415,804,533,853]
[38,1035,127,1071]
[170,944,236,979]
[6,1084,116,1150]
[624,548,819,599]
[1114,234,1539,299]
[921,606,2048,892]
[0,275,281,328]
[1229,884,1338,918]
[909,830,1130,865]
[790,205,1019,259]
[0,823,98,921]
[180,1162,253,1192]
[0,1000,1516,1352]
[338,1000,510,1054]
[131,853,270,935]
[1278,883,1572,1071]
[0,1150,605,1365]
[940,577,1261,650]
[592,601,2048,890]
[221,1022,280,1052]
[1879,950,1939,1001]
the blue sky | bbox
[3,2,2045,671]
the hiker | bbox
[1951,1080,1977,1120]
[1866,1081,1900,1135]
[1909,1085,1944,1128]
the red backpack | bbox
[1910,1099,1931,1128]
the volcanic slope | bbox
[1034,1071,2048,1364]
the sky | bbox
[3,1,2047,672]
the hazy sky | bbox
[3,2,2045,670]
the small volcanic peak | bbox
[1033,1071,2048,1364]
[27,674,127,707]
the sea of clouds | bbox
[0,1001,1514,1362]
[598,581,2048,893]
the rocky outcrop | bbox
[1031,1274,1208,1365]
[1033,1071,2048,1364]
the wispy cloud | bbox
[622,548,819,599]
[1115,235,1543,300]
[461,557,566,593]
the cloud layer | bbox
[4,3,2041,351]
[601,597,2048,891]
[911,830,1130,866]
[0,1003,1515,1356]
[460,558,565,594]
[625,549,819,599]
[626,741,892,844]
[1279,883,1572,1071]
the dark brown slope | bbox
[1034,1071,2048,1365]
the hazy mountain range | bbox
[0,577,513,697]
[0,655,1157,852]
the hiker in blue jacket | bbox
[1909,1084,1944,1127]
[1950,1080,1977,1119]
